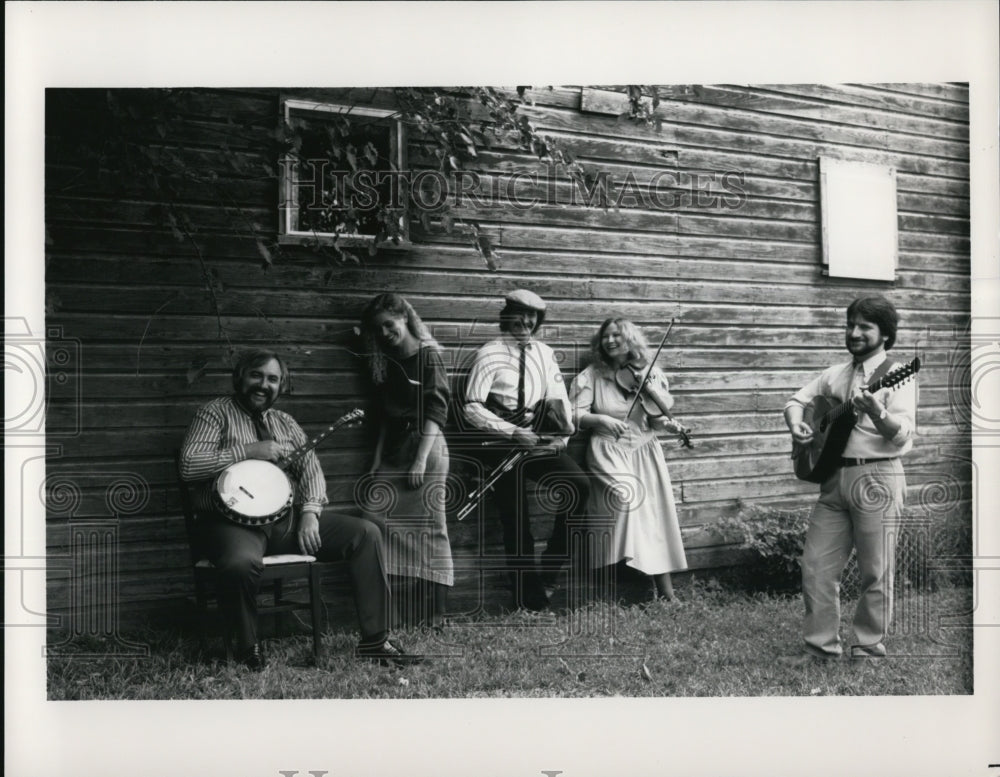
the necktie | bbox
[853,363,866,394]
[849,364,867,418]
[251,410,291,535]
[252,412,272,441]
[516,343,528,412]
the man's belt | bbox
[483,396,536,429]
[485,396,573,435]
[841,457,894,467]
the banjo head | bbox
[214,459,293,526]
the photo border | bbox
[7,2,999,776]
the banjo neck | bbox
[278,408,365,469]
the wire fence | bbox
[840,511,971,600]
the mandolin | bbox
[792,358,919,484]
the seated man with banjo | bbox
[180,348,421,669]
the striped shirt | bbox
[180,395,328,517]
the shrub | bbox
[717,499,972,597]
[714,500,811,590]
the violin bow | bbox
[624,317,675,421]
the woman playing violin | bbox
[570,318,688,601]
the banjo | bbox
[213,408,364,527]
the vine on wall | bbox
[48,86,661,366]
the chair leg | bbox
[205,577,234,663]
[309,565,323,662]
[194,582,210,656]
[220,601,234,663]
[273,578,286,637]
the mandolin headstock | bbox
[870,357,921,392]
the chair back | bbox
[174,449,205,567]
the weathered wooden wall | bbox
[45,84,971,627]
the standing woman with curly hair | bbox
[359,293,454,629]
[570,317,687,601]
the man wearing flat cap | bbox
[461,289,591,611]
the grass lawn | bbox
[47,581,972,700]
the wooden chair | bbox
[175,452,325,663]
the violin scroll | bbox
[670,420,694,449]
[656,414,694,449]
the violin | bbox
[615,360,693,448]
[612,318,693,449]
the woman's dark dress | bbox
[362,344,454,586]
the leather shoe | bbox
[357,638,424,668]
[509,574,551,612]
[777,651,839,668]
[236,643,267,670]
[540,575,561,601]
[850,644,887,660]
[522,586,551,612]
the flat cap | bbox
[504,288,547,312]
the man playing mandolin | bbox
[783,296,917,663]
[180,349,420,669]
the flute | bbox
[456,449,530,521]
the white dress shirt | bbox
[463,335,574,441]
[784,351,917,459]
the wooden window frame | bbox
[278,99,409,248]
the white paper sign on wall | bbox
[819,157,898,281]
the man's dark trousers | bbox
[196,510,389,649]
[487,448,591,608]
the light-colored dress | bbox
[570,363,688,575]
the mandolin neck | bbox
[827,369,897,425]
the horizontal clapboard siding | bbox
[45,84,971,627]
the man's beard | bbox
[509,320,534,341]
[846,338,882,360]
[237,387,276,413]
